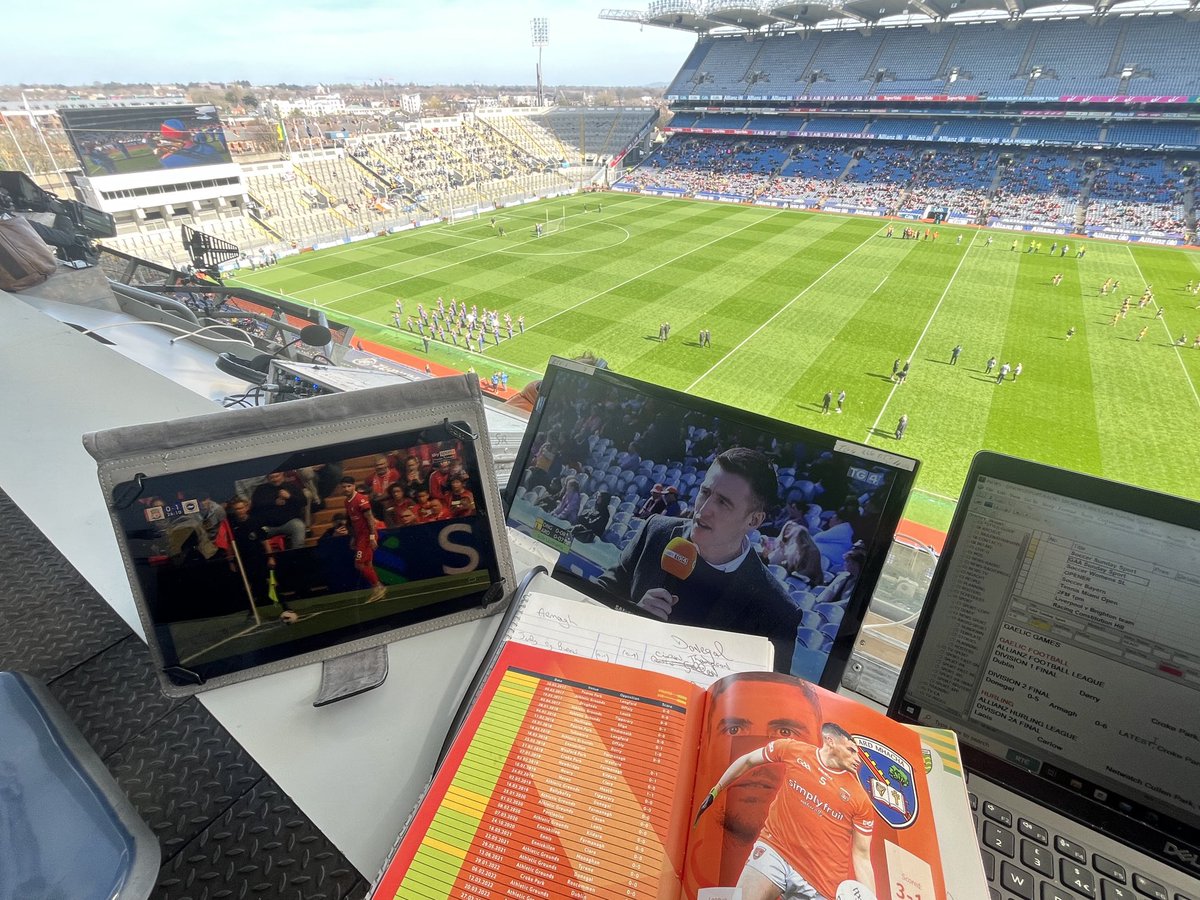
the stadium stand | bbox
[626,7,1199,242]
[904,147,999,220]
[803,116,871,135]
[663,17,1200,102]
[536,107,657,164]
[73,106,656,267]
[1013,121,1102,144]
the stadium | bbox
[1,0,1199,896]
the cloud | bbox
[1,0,694,85]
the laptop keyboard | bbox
[970,790,1189,900]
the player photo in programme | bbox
[704,721,877,900]
[684,673,824,896]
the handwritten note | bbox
[505,591,774,687]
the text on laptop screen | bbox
[504,360,918,688]
[901,474,1200,832]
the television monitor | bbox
[504,358,919,689]
[59,104,233,178]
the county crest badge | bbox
[853,736,918,828]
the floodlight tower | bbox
[531,17,549,107]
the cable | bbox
[79,320,257,349]
[222,386,266,408]
[861,609,923,631]
[168,323,260,347]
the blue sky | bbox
[3,0,696,86]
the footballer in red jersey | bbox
[341,477,387,603]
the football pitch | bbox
[233,193,1200,530]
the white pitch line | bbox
[871,272,890,294]
[912,486,960,503]
[505,208,789,345]
[866,231,980,443]
[1125,245,1200,411]
[686,221,894,392]
[321,199,672,308]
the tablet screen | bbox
[113,422,503,687]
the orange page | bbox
[372,642,706,900]
[683,673,947,900]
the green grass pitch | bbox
[232,193,1200,531]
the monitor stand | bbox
[313,645,389,707]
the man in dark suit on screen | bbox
[598,447,799,670]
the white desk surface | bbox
[0,291,585,877]
[0,288,908,881]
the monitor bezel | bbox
[503,357,920,690]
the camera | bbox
[0,170,116,264]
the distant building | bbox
[271,93,348,116]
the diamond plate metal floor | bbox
[0,489,369,900]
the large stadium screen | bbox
[60,104,233,178]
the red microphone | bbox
[661,536,698,580]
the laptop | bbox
[890,451,1200,900]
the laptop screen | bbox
[891,453,1200,867]
[504,358,919,689]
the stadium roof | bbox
[600,0,1198,31]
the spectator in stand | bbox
[765,521,825,587]
[573,491,616,544]
[249,470,308,549]
[368,455,400,512]
[550,477,583,525]
[637,484,669,520]
[384,483,418,527]
[398,455,427,499]
[446,475,477,518]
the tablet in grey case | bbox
[84,375,516,698]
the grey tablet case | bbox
[83,374,516,698]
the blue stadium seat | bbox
[799,610,824,630]
[796,627,829,651]
[789,589,817,611]
[815,603,846,626]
